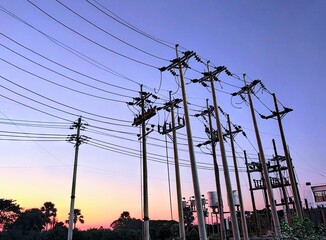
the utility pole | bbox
[160,45,207,240]
[195,100,226,240]
[261,93,303,217]
[128,85,157,240]
[244,150,260,237]
[232,76,281,238]
[67,117,88,240]
[226,114,249,240]
[272,139,290,223]
[158,92,186,240]
[192,65,241,240]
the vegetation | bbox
[0,198,180,240]
[2,198,324,240]
[280,217,326,240]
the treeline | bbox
[0,199,183,240]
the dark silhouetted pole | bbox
[244,150,260,237]
[272,138,290,223]
[244,77,281,237]
[160,47,207,239]
[272,93,303,217]
[175,46,207,240]
[209,66,240,240]
[170,91,186,240]
[68,117,82,240]
[227,114,249,240]
[206,100,226,240]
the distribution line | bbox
[55,0,169,62]
[87,0,176,50]
[0,48,131,100]
[0,80,132,127]
[0,75,131,123]
[0,33,137,93]
[0,6,147,87]
[27,0,159,69]
[0,58,128,103]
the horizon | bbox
[0,0,325,232]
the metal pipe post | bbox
[244,150,260,237]
[272,138,290,223]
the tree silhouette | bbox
[110,211,131,230]
[10,208,46,233]
[0,198,21,231]
[66,209,84,229]
[40,201,57,230]
[73,209,84,228]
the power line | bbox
[0,78,135,127]
[0,46,132,100]
[0,93,72,122]
[0,6,144,87]
[0,57,128,103]
[86,0,176,50]
[55,0,170,62]
[27,0,159,69]
[0,33,137,93]
[0,75,132,124]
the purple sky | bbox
[0,0,325,228]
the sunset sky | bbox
[0,0,325,229]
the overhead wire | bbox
[0,45,132,100]
[55,0,170,62]
[0,33,137,93]
[86,0,176,50]
[0,75,133,125]
[27,0,159,69]
[0,6,142,87]
[0,59,128,104]
[0,77,136,127]
[0,93,71,122]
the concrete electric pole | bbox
[67,117,88,240]
[160,45,207,240]
[128,85,157,240]
[232,76,281,238]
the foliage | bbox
[73,209,84,228]
[40,222,67,240]
[110,211,132,230]
[9,208,46,233]
[40,201,57,230]
[0,199,21,230]
[110,211,142,239]
[66,208,85,229]
[150,220,178,239]
[280,217,325,240]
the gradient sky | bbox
[0,0,325,229]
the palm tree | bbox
[40,201,57,230]
[66,209,84,229]
[110,211,131,230]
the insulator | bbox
[169,69,177,76]
[225,69,232,76]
